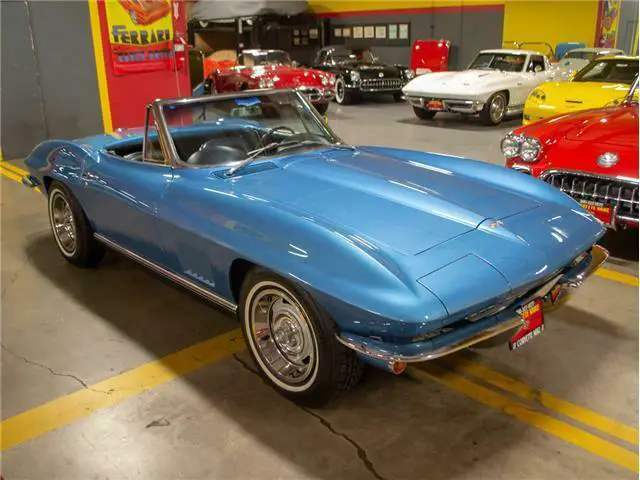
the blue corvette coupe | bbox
[23,89,607,406]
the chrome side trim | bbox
[94,233,237,312]
[336,316,525,363]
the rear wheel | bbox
[239,268,363,407]
[413,106,437,120]
[480,92,507,125]
[48,181,104,268]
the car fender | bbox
[160,178,449,338]
[23,140,94,198]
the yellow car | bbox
[523,55,638,125]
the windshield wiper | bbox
[225,142,280,177]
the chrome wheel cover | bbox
[335,79,345,103]
[490,95,506,123]
[245,282,318,391]
[49,190,77,256]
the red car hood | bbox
[516,104,639,179]
[240,65,330,87]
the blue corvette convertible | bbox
[23,89,607,406]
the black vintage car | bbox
[312,46,414,105]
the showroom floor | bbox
[2,99,638,479]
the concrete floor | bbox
[1,99,638,479]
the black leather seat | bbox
[186,142,247,166]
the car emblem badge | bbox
[489,220,504,229]
[379,72,384,78]
[596,152,618,168]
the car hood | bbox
[403,69,517,94]
[232,148,541,256]
[243,65,330,85]
[563,104,638,146]
[538,81,631,107]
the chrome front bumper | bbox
[337,245,608,367]
[406,95,485,114]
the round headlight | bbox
[321,75,329,86]
[350,71,360,82]
[530,88,546,102]
[405,69,415,80]
[520,137,542,162]
[500,134,520,158]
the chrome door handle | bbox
[81,172,99,181]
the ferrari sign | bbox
[105,0,174,75]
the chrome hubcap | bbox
[51,193,76,255]
[336,80,344,103]
[249,287,316,386]
[490,95,505,123]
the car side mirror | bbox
[292,60,300,67]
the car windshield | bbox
[563,51,597,61]
[330,48,375,64]
[573,59,639,84]
[159,91,341,168]
[241,50,292,66]
[469,53,527,72]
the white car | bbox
[402,49,553,125]
[550,47,625,80]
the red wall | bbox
[97,0,191,129]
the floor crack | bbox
[232,353,388,480]
[1,343,111,394]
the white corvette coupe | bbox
[402,49,553,125]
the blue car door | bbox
[80,150,172,264]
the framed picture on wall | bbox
[388,24,398,40]
[364,26,374,38]
[399,24,409,40]
[301,37,309,45]
[353,26,363,38]
[375,25,386,39]
[334,28,342,37]
[342,27,351,38]
[309,28,318,39]
[293,29,300,36]
[293,37,300,45]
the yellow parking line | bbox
[450,357,638,446]
[0,329,244,452]
[409,364,639,473]
[1,161,28,176]
[595,268,639,288]
[0,165,23,183]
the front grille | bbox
[542,171,639,222]
[360,78,402,91]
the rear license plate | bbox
[426,100,444,111]
[509,299,544,350]
[580,200,614,226]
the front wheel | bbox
[480,92,507,125]
[393,93,404,102]
[334,77,354,105]
[413,106,437,120]
[48,181,104,268]
[239,268,363,407]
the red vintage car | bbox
[411,39,450,76]
[204,49,335,114]
[118,0,171,26]
[501,79,638,229]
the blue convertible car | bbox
[23,89,607,406]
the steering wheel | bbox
[260,125,296,146]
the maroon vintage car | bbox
[501,79,639,230]
[204,49,335,114]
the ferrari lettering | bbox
[111,25,172,45]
